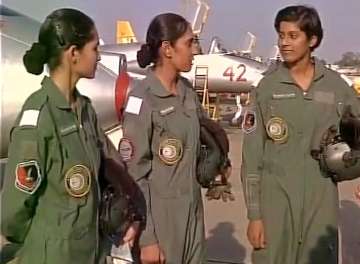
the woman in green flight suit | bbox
[1,8,141,264]
[120,13,231,264]
[242,5,360,264]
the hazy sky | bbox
[4,0,360,63]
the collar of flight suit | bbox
[277,56,326,85]
[146,70,186,102]
[41,76,83,110]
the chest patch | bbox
[64,164,91,198]
[158,138,183,165]
[266,117,289,144]
[160,106,175,116]
[272,93,296,100]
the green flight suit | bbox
[121,71,206,264]
[242,59,360,264]
[1,76,120,264]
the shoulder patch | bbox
[19,110,40,127]
[118,138,134,161]
[242,109,257,134]
[125,96,143,115]
[15,160,42,194]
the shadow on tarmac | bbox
[206,222,246,264]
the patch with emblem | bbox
[158,138,183,165]
[266,117,289,143]
[15,160,42,194]
[118,138,134,161]
[242,110,257,134]
[64,165,91,198]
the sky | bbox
[3,0,360,63]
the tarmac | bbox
[202,124,360,264]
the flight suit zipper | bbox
[74,106,101,262]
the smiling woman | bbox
[242,5,360,264]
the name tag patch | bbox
[272,93,296,100]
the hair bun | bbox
[23,42,48,75]
[137,43,154,68]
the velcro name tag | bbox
[160,106,175,116]
[272,93,296,100]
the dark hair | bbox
[137,13,189,68]
[274,5,323,51]
[23,8,95,75]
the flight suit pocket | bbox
[18,236,46,264]
[149,160,190,199]
[44,228,96,264]
[57,198,88,236]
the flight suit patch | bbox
[64,165,91,198]
[125,96,143,115]
[158,138,183,165]
[159,106,175,116]
[15,160,42,194]
[19,110,40,127]
[272,93,296,99]
[266,116,289,143]
[242,110,257,134]
[118,138,134,161]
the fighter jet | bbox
[98,1,267,96]
[97,0,266,123]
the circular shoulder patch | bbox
[158,138,183,165]
[64,165,91,198]
[118,138,134,161]
[266,117,289,144]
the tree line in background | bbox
[335,52,360,67]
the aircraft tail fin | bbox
[268,45,281,61]
[240,32,256,55]
[116,21,137,44]
[192,0,210,37]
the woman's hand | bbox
[247,219,266,249]
[121,221,141,248]
[140,243,166,264]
